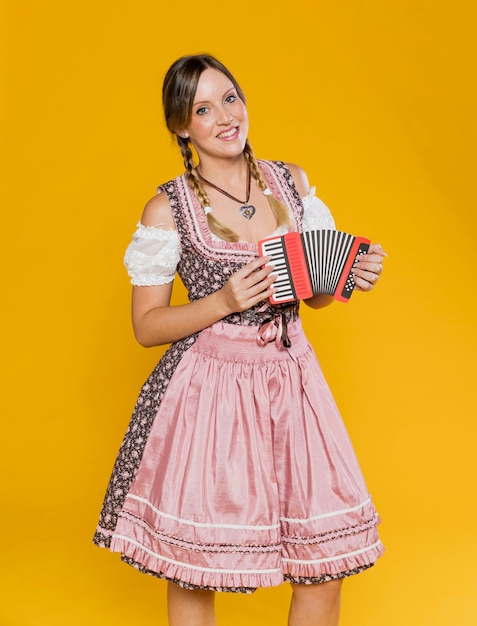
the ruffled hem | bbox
[109,532,383,592]
[284,563,374,585]
[112,535,284,591]
[282,540,385,581]
[119,557,378,593]
[121,556,258,593]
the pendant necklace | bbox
[197,168,256,220]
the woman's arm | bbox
[132,258,275,347]
[130,193,276,347]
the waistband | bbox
[193,319,310,362]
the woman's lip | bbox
[216,126,239,140]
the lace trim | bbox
[210,223,289,244]
[132,222,178,239]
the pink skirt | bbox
[110,319,383,590]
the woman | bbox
[94,54,386,626]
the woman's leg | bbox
[167,582,216,626]
[288,580,343,626]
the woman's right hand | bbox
[218,256,276,314]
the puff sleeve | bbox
[301,187,336,231]
[123,223,181,286]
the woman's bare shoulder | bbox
[284,162,311,196]
[140,189,176,229]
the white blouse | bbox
[124,188,336,286]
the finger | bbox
[240,260,276,288]
[353,276,374,291]
[358,252,385,263]
[227,264,277,309]
[354,259,383,274]
[243,270,277,298]
[367,243,388,257]
[229,256,267,281]
[247,282,278,307]
[246,256,273,274]
[232,280,275,312]
[352,268,379,290]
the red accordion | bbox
[258,229,370,305]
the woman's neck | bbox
[197,155,249,187]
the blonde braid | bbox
[243,141,292,229]
[178,137,239,242]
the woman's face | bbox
[180,68,248,163]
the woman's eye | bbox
[225,95,236,103]
[196,107,208,115]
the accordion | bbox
[258,230,370,305]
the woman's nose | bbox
[217,106,233,124]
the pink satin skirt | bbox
[110,319,383,590]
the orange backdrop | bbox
[2,1,476,624]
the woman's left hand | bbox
[352,243,387,292]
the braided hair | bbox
[163,54,291,242]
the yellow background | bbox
[2,1,476,624]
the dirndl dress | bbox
[93,160,384,592]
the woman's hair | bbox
[162,54,291,242]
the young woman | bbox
[94,54,386,626]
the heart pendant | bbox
[239,204,256,220]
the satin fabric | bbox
[109,319,383,589]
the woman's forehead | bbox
[193,68,235,102]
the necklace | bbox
[197,168,256,220]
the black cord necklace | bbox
[196,168,256,220]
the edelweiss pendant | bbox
[239,204,256,220]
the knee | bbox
[289,580,342,625]
[291,578,343,604]
[167,582,215,606]
[167,583,216,625]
